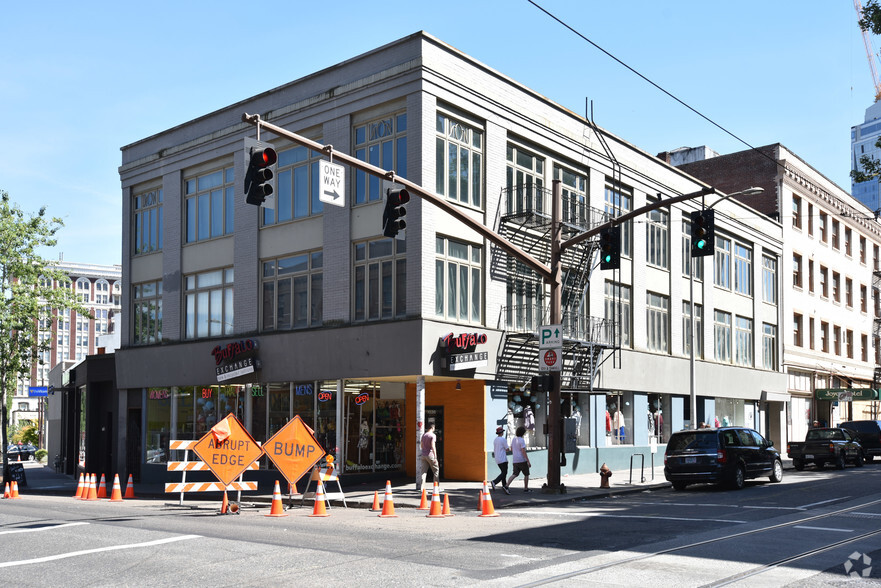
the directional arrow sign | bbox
[538,324,562,349]
[319,160,345,207]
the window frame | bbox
[261,250,324,331]
[436,111,483,209]
[184,268,234,339]
[133,187,163,255]
[354,112,407,205]
[184,166,235,244]
[435,236,483,324]
[353,238,407,322]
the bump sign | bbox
[192,413,264,487]
[264,415,326,487]
[319,160,345,207]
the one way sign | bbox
[319,160,345,207]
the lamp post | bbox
[689,187,764,429]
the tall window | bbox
[831,220,840,250]
[734,316,753,367]
[646,200,669,269]
[646,292,669,353]
[820,265,828,298]
[134,187,163,254]
[185,166,234,243]
[821,321,829,352]
[845,227,852,257]
[792,196,801,229]
[556,166,588,226]
[793,313,803,347]
[605,281,632,347]
[714,236,731,289]
[261,251,323,331]
[762,255,777,304]
[833,325,841,355]
[185,268,234,339]
[682,219,704,280]
[95,279,110,304]
[436,112,482,208]
[682,301,703,358]
[507,266,545,332]
[792,253,802,289]
[76,278,91,302]
[604,181,633,257]
[505,144,545,215]
[354,238,406,321]
[354,113,407,204]
[846,278,853,308]
[819,212,827,243]
[734,242,752,295]
[762,323,777,370]
[436,237,482,323]
[133,280,162,345]
[714,310,732,363]
[832,272,840,303]
[263,146,322,225]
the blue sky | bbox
[0,1,874,266]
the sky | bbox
[0,1,875,266]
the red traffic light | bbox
[252,147,277,167]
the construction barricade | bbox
[300,463,346,509]
[165,439,258,507]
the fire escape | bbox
[874,268,881,411]
[494,183,617,390]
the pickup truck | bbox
[787,427,863,470]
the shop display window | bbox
[502,384,544,449]
[715,398,746,428]
[343,384,405,473]
[605,392,633,445]
[146,387,170,463]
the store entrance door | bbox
[426,406,444,479]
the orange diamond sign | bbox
[193,413,264,486]
[264,415,325,487]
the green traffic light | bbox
[696,239,706,250]
[603,254,612,263]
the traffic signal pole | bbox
[243,113,721,492]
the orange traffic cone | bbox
[87,473,99,501]
[417,487,430,510]
[109,474,124,502]
[309,480,330,517]
[3,482,9,499]
[124,474,136,499]
[73,473,85,498]
[442,493,454,517]
[97,474,108,499]
[11,481,21,499]
[378,480,398,518]
[479,481,499,517]
[369,490,381,512]
[17,452,21,462]
[288,481,299,496]
[266,480,288,517]
[427,483,444,518]
[220,491,229,514]
[478,489,483,511]
[78,473,90,500]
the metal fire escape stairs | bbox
[874,269,881,397]
[494,183,617,390]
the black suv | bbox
[839,420,881,462]
[664,427,783,490]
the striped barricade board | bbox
[300,465,347,508]
[165,439,261,506]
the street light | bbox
[689,187,764,430]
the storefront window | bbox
[648,393,671,443]
[176,386,195,440]
[605,392,633,445]
[715,398,746,427]
[146,387,171,463]
[345,386,376,471]
[316,382,337,454]
[192,384,245,439]
[563,392,589,446]
[504,384,544,449]
[268,383,291,438]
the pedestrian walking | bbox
[417,420,440,491]
[507,425,531,492]
[491,426,510,494]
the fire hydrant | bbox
[599,463,612,489]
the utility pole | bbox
[243,113,718,492]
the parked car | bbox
[664,426,783,491]
[787,427,863,470]
[838,420,881,462]
[6,443,35,461]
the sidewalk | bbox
[7,459,671,510]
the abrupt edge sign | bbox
[192,413,264,487]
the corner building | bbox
[117,32,785,486]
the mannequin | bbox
[505,408,515,443]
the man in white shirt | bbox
[490,426,510,494]
[507,425,531,492]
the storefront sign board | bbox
[264,415,326,487]
[815,388,878,401]
[192,413,264,486]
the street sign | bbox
[319,160,345,207]
[28,386,48,397]
[192,413,264,487]
[538,325,562,349]
[539,348,561,372]
[263,415,326,487]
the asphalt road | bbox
[4,464,881,586]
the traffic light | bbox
[690,209,715,257]
[382,187,410,238]
[598,225,620,270]
[244,145,277,206]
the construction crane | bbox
[855,0,881,102]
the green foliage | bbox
[0,190,91,472]
[35,448,47,462]
[859,1,881,35]
[18,424,38,446]
[851,137,881,186]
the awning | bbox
[761,390,791,403]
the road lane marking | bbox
[797,497,850,509]
[0,534,201,568]
[0,522,89,535]
[503,510,745,524]
[793,525,853,533]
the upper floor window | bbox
[354,113,407,205]
[505,144,545,215]
[832,272,841,303]
[762,255,777,304]
[604,181,633,258]
[819,212,827,243]
[436,237,482,324]
[714,236,731,290]
[261,251,323,330]
[436,113,482,208]
[134,188,163,255]
[793,313,803,347]
[682,301,703,358]
[714,310,732,363]
[831,219,840,250]
[733,242,752,296]
[185,167,234,243]
[132,280,162,345]
[860,236,867,264]
[645,199,669,269]
[819,265,828,298]
[807,203,814,236]
[734,316,753,367]
[792,196,801,229]
[555,166,588,227]
[95,279,110,304]
[682,220,704,281]
[185,268,233,339]
[354,238,406,321]
[263,146,323,226]
[845,227,852,257]
[762,323,777,370]
[605,281,632,348]
[792,253,802,289]
[645,292,669,353]
[76,278,90,302]
[846,277,853,308]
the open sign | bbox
[318,391,333,402]
[354,393,369,405]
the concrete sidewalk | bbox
[6,460,671,511]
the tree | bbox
[852,1,881,190]
[859,0,881,35]
[0,191,90,481]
